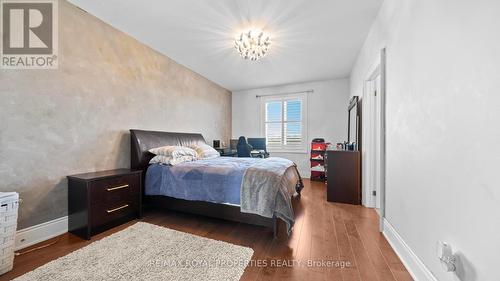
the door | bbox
[362,49,386,228]
[364,68,382,210]
[372,75,382,210]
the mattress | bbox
[145,157,299,205]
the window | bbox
[261,93,307,152]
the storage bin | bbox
[0,192,19,275]
[310,139,327,181]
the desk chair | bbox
[236,136,252,157]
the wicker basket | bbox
[0,192,19,275]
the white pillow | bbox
[149,145,198,158]
[149,155,196,166]
[189,143,220,159]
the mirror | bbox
[348,96,360,150]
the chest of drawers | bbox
[67,169,142,240]
[326,151,361,205]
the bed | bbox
[130,129,303,237]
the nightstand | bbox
[67,169,142,240]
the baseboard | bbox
[382,218,437,281]
[15,216,68,251]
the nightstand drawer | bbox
[91,200,140,229]
[90,175,140,206]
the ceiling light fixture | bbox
[234,29,271,61]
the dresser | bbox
[67,169,142,240]
[326,151,361,204]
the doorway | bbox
[362,49,386,231]
[368,72,381,210]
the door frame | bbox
[362,48,387,232]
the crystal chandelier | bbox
[234,29,271,61]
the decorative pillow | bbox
[189,143,220,159]
[149,145,198,158]
[149,155,196,166]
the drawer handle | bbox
[106,204,129,213]
[106,184,129,191]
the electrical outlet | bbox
[437,241,456,272]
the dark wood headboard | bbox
[129,129,206,175]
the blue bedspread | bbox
[145,157,264,205]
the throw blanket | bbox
[240,157,298,234]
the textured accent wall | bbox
[0,0,231,229]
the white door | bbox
[365,73,382,210]
[373,75,382,209]
[363,51,386,216]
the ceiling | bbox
[69,0,383,91]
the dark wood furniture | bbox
[67,169,142,240]
[214,147,237,157]
[326,151,361,204]
[221,150,237,157]
[130,129,302,237]
[214,147,227,153]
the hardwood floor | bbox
[1,180,412,281]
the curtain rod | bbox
[255,89,314,98]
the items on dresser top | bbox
[67,169,142,240]
[331,141,357,151]
[345,141,357,151]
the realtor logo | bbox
[1,0,58,69]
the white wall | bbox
[232,79,350,177]
[350,0,500,280]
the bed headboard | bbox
[130,129,206,174]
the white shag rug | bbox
[15,222,254,281]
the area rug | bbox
[14,222,254,281]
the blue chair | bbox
[237,136,252,157]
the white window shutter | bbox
[261,93,307,152]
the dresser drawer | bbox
[89,175,140,206]
[91,200,139,229]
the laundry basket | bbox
[0,192,19,275]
